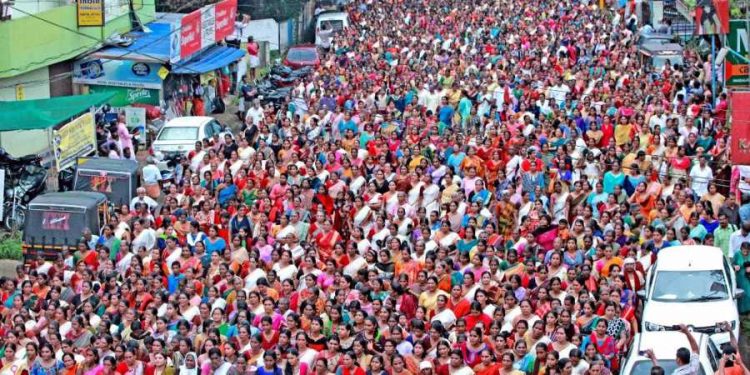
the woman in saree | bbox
[549,181,569,224]
[576,301,599,335]
[421,174,441,214]
[0,344,26,375]
[314,219,341,262]
[581,319,619,370]
[351,197,372,230]
[628,181,654,218]
[469,179,492,207]
[65,316,92,349]
[407,173,425,207]
[503,250,525,281]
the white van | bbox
[315,12,349,47]
[639,245,742,338]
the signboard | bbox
[54,113,97,170]
[201,5,216,50]
[122,107,147,144]
[73,59,164,90]
[88,85,160,107]
[726,20,749,87]
[169,21,182,64]
[180,10,202,59]
[77,0,104,27]
[731,91,750,164]
[694,0,730,35]
[215,0,237,41]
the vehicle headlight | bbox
[645,321,667,331]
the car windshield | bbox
[158,127,199,141]
[323,20,345,31]
[630,360,705,375]
[652,270,729,302]
[288,49,318,61]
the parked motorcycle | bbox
[4,163,47,231]
[0,147,48,230]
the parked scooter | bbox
[3,161,47,230]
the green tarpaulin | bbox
[0,92,114,132]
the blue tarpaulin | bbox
[171,46,245,74]
[93,22,173,62]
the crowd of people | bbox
[9,0,750,374]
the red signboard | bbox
[180,10,202,58]
[215,0,237,41]
[731,91,750,164]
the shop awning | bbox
[0,92,114,132]
[92,22,172,63]
[171,46,245,74]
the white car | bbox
[315,12,349,47]
[621,331,729,375]
[151,116,230,157]
[639,246,742,337]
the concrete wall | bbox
[0,67,51,101]
[0,0,156,79]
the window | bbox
[321,20,345,31]
[287,48,318,62]
[158,127,199,141]
[42,212,70,231]
[651,270,729,302]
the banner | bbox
[201,5,216,50]
[122,107,147,144]
[180,10,202,59]
[215,0,237,41]
[54,113,97,170]
[73,59,164,90]
[87,85,160,107]
[731,91,750,165]
[77,0,104,27]
[694,0,730,35]
[726,20,749,87]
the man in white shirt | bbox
[688,156,713,197]
[245,99,264,126]
[644,324,699,375]
[729,223,750,260]
[141,157,161,200]
[547,77,571,106]
[649,107,668,131]
[130,187,158,211]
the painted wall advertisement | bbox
[87,85,160,107]
[54,113,97,170]
[77,0,104,27]
[180,10,202,59]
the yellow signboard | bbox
[54,113,97,170]
[14,84,23,100]
[77,0,104,27]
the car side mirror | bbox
[736,288,745,299]
[637,290,647,299]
